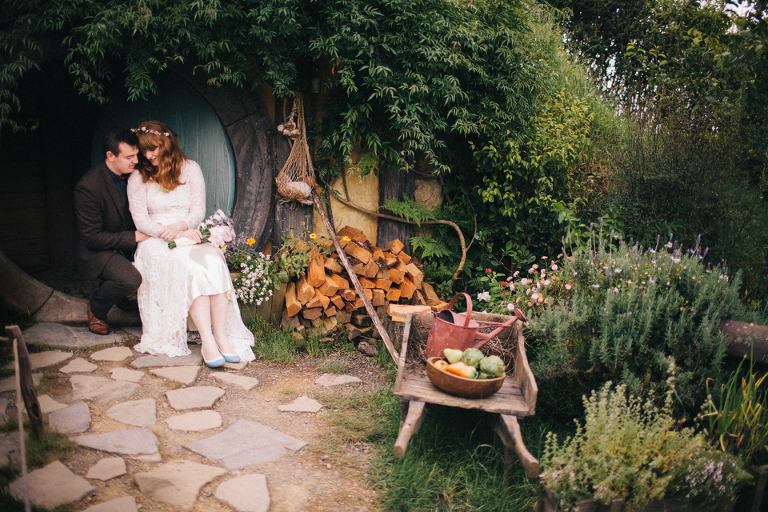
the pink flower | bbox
[551,264,558,271]
[520,278,528,286]
[208,225,234,247]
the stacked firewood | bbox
[282,226,444,336]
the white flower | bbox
[507,303,515,311]
[477,291,491,302]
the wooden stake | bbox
[312,191,399,362]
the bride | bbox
[127,119,255,367]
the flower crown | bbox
[131,126,170,137]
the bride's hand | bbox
[182,229,202,243]
[158,221,187,241]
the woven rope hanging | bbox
[275,92,315,205]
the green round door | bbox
[91,73,236,216]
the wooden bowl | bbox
[425,357,505,398]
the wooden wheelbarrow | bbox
[392,312,540,478]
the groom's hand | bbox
[158,221,187,241]
[135,231,150,242]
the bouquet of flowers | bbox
[168,209,235,250]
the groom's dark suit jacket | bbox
[73,161,137,279]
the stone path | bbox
[0,324,381,511]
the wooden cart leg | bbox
[492,414,539,478]
[394,400,426,458]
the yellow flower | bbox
[341,235,350,242]
[246,238,255,246]
[309,233,317,239]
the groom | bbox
[74,126,149,334]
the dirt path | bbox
[21,333,390,512]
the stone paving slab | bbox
[0,373,41,393]
[10,460,96,509]
[184,419,307,469]
[315,373,362,387]
[216,473,270,512]
[131,345,201,368]
[106,398,156,427]
[211,372,259,391]
[166,410,222,432]
[110,367,144,382]
[83,496,138,512]
[134,460,227,510]
[150,365,200,385]
[48,400,91,434]
[71,375,140,403]
[166,386,224,410]
[3,350,72,370]
[38,394,67,414]
[91,346,133,361]
[60,357,99,373]
[86,457,127,481]
[72,428,159,458]
[22,323,125,348]
[278,396,323,413]
[223,360,248,370]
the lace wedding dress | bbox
[127,160,255,360]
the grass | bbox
[319,357,349,374]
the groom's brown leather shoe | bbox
[87,304,109,335]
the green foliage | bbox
[273,231,332,281]
[248,317,299,364]
[541,380,750,509]
[529,230,768,413]
[705,348,768,465]
[604,106,768,296]
[472,91,594,265]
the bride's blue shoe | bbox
[203,354,226,368]
[222,353,240,363]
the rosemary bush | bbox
[541,377,749,510]
[528,228,768,412]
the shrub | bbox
[541,378,750,510]
[528,228,767,413]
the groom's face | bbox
[106,142,139,176]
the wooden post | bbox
[6,325,43,437]
[312,191,399,362]
[8,326,34,512]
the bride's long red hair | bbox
[133,120,187,191]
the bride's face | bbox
[144,147,161,167]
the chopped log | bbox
[285,282,302,317]
[337,226,368,243]
[282,308,301,330]
[433,301,450,311]
[389,268,405,284]
[297,275,315,304]
[400,276,417,300]
[324,305,337,317]
[371,246,384,262]
[363,259,379,278]
[375,265,390,280]
[362,289,373,301]
[372,288,387,307]
[386,287,401,302]
[345,323,362,340]
[413,290,426,305]
[388,304,431,322]
[331,274,349,289]
[311,318,324,328]
[359,277,376,289]
[305,294,322,309]
[315,289,331,309]
[384,238,404,255]
[338,288,356,301]
[322,316,338,333]
[352,313,373,326]
[352,297,365,309]
[350,259,366,275]
[394,258,407,272]
[374,278,392,291]
[330,294,345,310]
[336,310,352,324]
[381,252,399,267]
[397,251,411,264]
[307,254,326,288]
[302,308,324,320]
[422,282,441,306]
[324,256,343,274]
[318,275,340,296]
[405,263,424,289]
[344,241,372,264]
